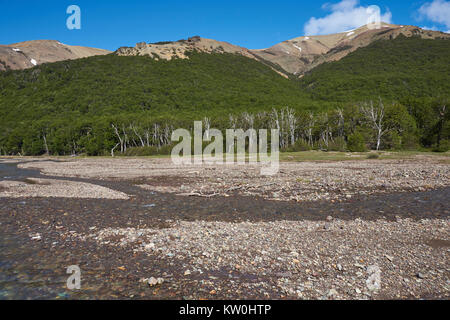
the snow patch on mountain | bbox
[293,44,302,53]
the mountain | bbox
[115,36,289,78]
[299,35,450,101]
[116,36,254,60]
[250,23,450,76]
[112,23,449,78]
[0,24,448,155]
[0,40,111,71]
[1,24,448,76]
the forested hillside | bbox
[0,36,448,156]
[0,52,318,155]
[300,36,450,101]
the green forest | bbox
[0,36,448,156]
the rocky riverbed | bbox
[18,157,450,202]
[0,156,449,300]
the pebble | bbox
[366,265,381,292]
[148,277,164,286]
[328,289,338,297]
[30,233,41,241]
[416,273,426,279]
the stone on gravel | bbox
[366,265,381,292]
[148,277,164,286]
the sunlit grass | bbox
[280,150,450,162]
[1,150,448,162]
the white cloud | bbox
[304,0,393,35]
[418,0,450,30]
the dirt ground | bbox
[0,156,449,300]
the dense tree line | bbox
[0,98,447,156]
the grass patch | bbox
[280,151,449,162]
[280,151,366,162]
[4,150,449,163]
[367,153,380,159]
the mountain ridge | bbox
[250,23,450,76]
[111,23,450,77]
[0,40,111,71]
[1,23,449,75]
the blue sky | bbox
[1,0,449,50]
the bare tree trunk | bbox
[111,143,120,157]
[153,124,161,148]
[318,113,330,148]
[229,115,237,130]
[203,117,211,140]
[271,109,282,148]
[42,133,49,155]
[144,129,151,146]
[131,124,145,147]
[122,125,128,152]
[360,100,389,151]
[242,112,254,130]
[112,124,125,153]
[285,107,297,146]
[306,112,315,147]
[162,124,171,146]
[437,104,446,147]
[336,108,345,137]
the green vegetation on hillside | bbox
[0,36,449,156]
[300,36,450,102]
[0,52,317,123]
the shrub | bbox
[385,131,402,150]
[347,132,367,152]
[122,145,173,156]
[432,140,450,152]
[401,132,420,150]
[284,139,312,152]
[327,136,347,152]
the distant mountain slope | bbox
[2,23,448,75]
[116,36,254,60]
[111,23,450,78]
[250,23,450,76]
[300,36,450,101]
[0,40,111,71]
[115,36,290,78]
